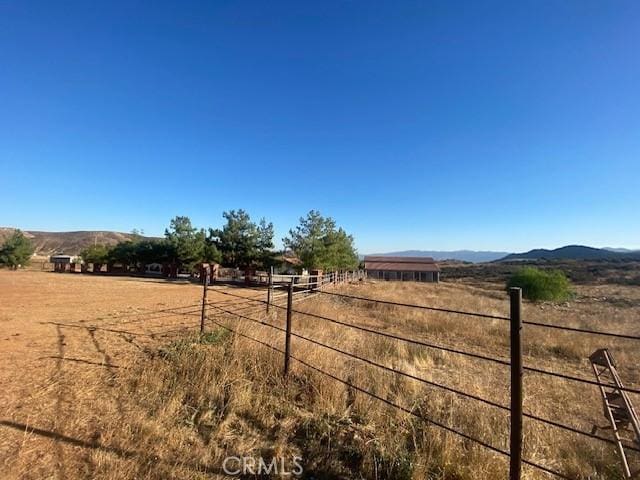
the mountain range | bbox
[498,245,640,262]
[370,245,640,263]
[368,250,511,263]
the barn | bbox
[364,256,440,282]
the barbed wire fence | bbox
[197,269,640,480]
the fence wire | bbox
[206,309,573,480]
[316,288,640,341]
[209,302,640,454]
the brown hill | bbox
[0,228,157,256]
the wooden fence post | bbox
[284,279,294,376]
[509,287,523,480]
[267,266,273,314]
[200,265,210,335]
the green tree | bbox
[108,241,139,270]
[79,244,111,271]
[257,218,276,268]
[210,210,274,268]
[507,267,572,301]
[203,230,222,264]
[134,239,174,267]
[324,227,359,270]
[283,210,329,269]
[283,210,358,271]
[165,216,204,272]
[99,238,177,272]
[0,230,34,269]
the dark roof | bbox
[49,254,74,263]
[364,256,440,272]
[365,261,440,272]
[364,256,436,263]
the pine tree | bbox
[0,230,34,269]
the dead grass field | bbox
[1,271,639,479]
[0,271,207,478]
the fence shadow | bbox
[0,420,227,475]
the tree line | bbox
[78,210,358,273]
[0,210,359,273]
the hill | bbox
[369,250,511,263]
[0,228,157,256]
[604,247,640,253]
[498,245,640,262]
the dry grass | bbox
[1,271,639,479]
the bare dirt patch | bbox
[0,271,226,479]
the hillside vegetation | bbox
[0,228,151,256]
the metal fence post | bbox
[509,287,523,480]
[284,279,294,376]
[267,266,273,314]
[200,265,210,335]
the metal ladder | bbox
[590,348,640,478]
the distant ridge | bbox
[368,250,511,263]
[498,245,640,262]
[603,247,640,253]
[0,228,157,256]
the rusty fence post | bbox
[267,266,273,314]
[200,265,210,335]
[509,287,523,480]
[284,279,294,376]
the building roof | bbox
[49,254,74,262]
[364,256,436,263]
[275,254,302,266]
[364,256,440,272]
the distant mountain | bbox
[0,228,157,256]
[498,245,640,262]
[368,250,512,263]
[603,247,640,253]
[370,245,640,263]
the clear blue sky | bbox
[1,1,638,253]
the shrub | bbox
[0,230,34,269]
[506,267,571,301]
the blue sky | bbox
[1,1,638,253]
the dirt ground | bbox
[2,270,639,479]
[0,271,251,479]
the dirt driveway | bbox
[0,271,253,479]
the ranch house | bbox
[364,256,440,282]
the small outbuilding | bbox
[364,256,440,282]
[273,254,307,275]
[50,254,78,273]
